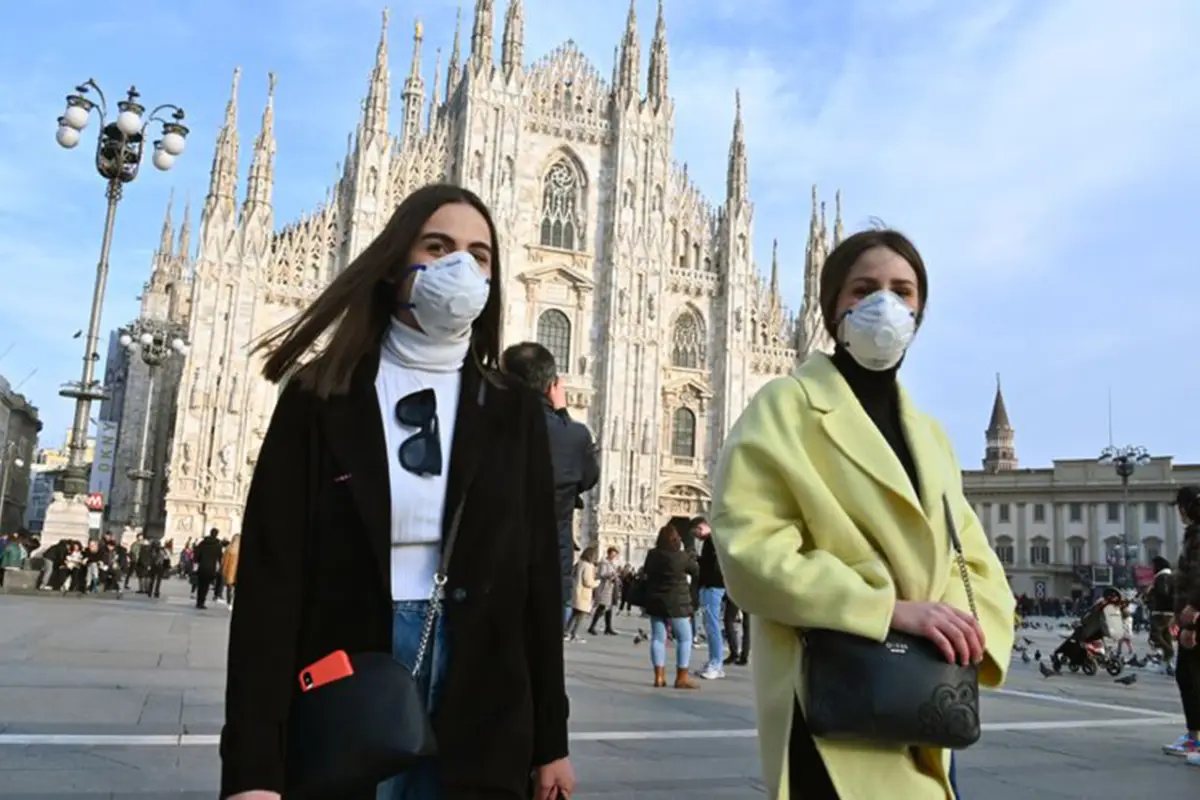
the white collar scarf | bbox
[383,316,468,373]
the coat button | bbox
[451,588,467,602]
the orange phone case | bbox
[299,650,354,692]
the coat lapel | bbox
[320,347,392,591]
[440,360,488,550]
[802,354,924,518]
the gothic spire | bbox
[401,18,426,144]
[833,189,845,246]
[203,67,240,223]
[176,195,192,260]
[447,7,463,94]
[501,0,524,76]
[646,0,669,108]
[983,374,1018,472]
[726,90,747,201]
[363,8,390,134]
[616,0,640,98]
[157,189,175,257]
[469,0,494,74]
[429,47,442,127]
[769,238,779,299]
[242,72,276,214]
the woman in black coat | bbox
[641,524,699,689]
[220,184,573,800]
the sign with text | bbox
[87,420,120,502]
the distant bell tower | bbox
[983,373,1017,472]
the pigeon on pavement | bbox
[1039,662,1056,678]
[1114,673,1137,686]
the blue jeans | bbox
[650,617,692,669]
[376,600,449,800]
[698,587,726,671]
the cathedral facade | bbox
[121,1,841,560]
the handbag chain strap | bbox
[942,494,979,621]
[410,379,487,676]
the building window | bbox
[535,309,571,370]
[1068,539,1085,566]
[1069,502,1083,523]
[539,159,583,251]
[997,503,1010,524]
[671,407,696,458]
[1032,503,1046,523]
[994,538,1015,566]
[1106,502,1120,523]
[1144,538,1162,562]
[1030,538,1051,566]
[1145,502,1159,523]
[670,311,704,369]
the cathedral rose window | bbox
[540,159,583,251]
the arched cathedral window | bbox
[540,159,583,251]
[536,309,572,370]
[671,408,696,458]
[671,310,704,369]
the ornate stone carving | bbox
[188,370,202,409]
[179,442,193,475]
[217,443,234,478]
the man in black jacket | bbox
[502,343,600,624]
[192,528,224,609]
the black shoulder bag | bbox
[800,495,982,750]
[284,471,477,797]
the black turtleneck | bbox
[831,347,921,500]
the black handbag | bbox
[283,486,472,797]
[800,495,982,750]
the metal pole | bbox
[0,453,11,534]
[129,365,156,529]
[65,179,122,490]
[1122,472,1133,589]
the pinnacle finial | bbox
[382,6,390,30]
[267,71,277,97]
[231,66,242,93]
[415,17,423,39]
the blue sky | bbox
[1,0,1198,469]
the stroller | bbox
[1050,602,1125,677]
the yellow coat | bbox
[711,353,1015,800]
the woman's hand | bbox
[225,793,280,800]
[533,757,576,799]
[891,600,985,666]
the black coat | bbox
[194,536,223,574]
[542,404,599,599]
[641,547,698,620]
[220,351,568,799]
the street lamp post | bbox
[53,80,188,499]
[0,442,27,534]
[1099,444,1151,589]
[118,320,188,537]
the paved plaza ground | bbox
[0,580,1196,798]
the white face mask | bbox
[401,251,491,340]
[837,289,917,371]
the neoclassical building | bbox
[964,378,1198,597]
[112,2,842,560]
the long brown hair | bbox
[655,524,681,551]
[255,183,504,397]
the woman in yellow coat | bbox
[711,228,1015,800]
